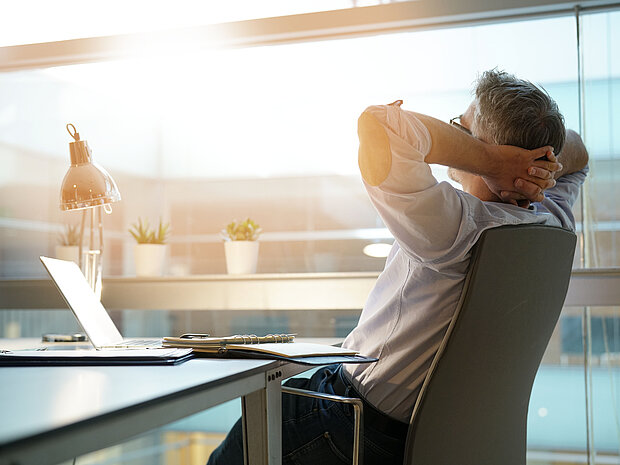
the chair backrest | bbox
[403,224,577,465]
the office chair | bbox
[404,224,577,465]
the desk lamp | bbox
[60,124,121,300]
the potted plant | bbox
[221,218,262,274]
[129,218,170,277]
[56,224,80,263]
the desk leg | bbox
[242,367,283,465]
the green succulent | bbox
[221,218,262,241]
[129,218,170,244]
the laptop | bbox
[40,256,162,349]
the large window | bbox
[0,15,584,277]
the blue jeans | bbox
[207,364,406,465]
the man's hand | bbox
[482,145,562,206]
[489,130,587,207]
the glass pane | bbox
[529,306,620,464]
[580,10,620,464]
[581,11,620,268]
[0,15,579,278]
[529,308,589,464]
[0,310,81,338]
[53,400,240,465]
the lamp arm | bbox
[79,210,86,269]
[98,206,104,254]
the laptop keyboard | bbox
[116,339,162,348]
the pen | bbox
[179,333,211,339]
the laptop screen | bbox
[40,256,123,348]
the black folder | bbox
[0,348,194,366]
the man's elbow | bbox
[557,129,589,177]
[567,129,589,170]
[358,111,392,186]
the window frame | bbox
[1,0,619,72]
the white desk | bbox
[0,349,310,465]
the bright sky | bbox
[0,0,358,47]
[0,8,617,181]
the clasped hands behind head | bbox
[448,110,561,208]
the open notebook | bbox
[162,334,377,365]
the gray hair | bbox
[473,70,566,155]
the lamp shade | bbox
[60,124,121,211]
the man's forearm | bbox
[412,110,558,201]
[359,104,557,202]
[414,112,495,176]
[556,130,589,178]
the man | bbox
[208,70,588,465]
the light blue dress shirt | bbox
[343,104,587,423]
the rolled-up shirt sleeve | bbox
[358,104,468,263]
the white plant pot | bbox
[55,245,79,263]
[224,241,259,274]
[134,244,167,277]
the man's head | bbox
[470,69,565,153]
[449,69,566,201]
